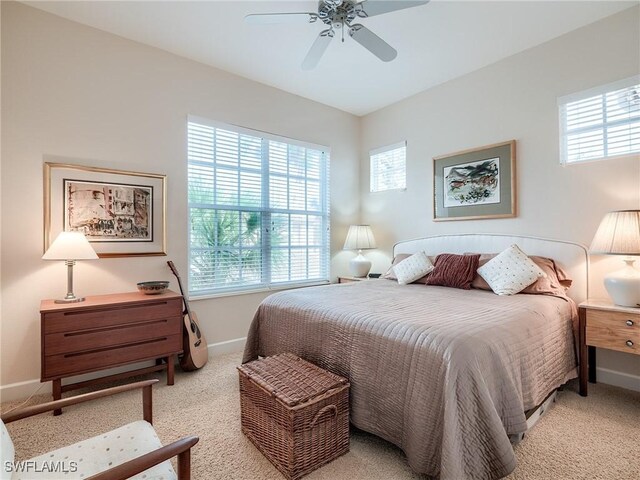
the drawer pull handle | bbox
[626,320,634,327]
[626,340,634,347]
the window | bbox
[559,76,640,164]
[370,142,406,192]
[187,117,330,296]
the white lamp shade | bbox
[590,210,640,307]
[43,232,98,260]
[590,210,640,255]
[343,225,376,251]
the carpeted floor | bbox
[2,352,639,479]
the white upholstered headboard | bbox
[393,234,589,303]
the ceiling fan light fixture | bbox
[246,0,430,69]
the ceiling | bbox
[24,1,638,116]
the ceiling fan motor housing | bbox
[318,0,360,28]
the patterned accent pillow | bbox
[424,253,480,290]
[477,245,547,295]
[382,254,411,280]
[471,253,572,298]
[383,253,436,284]
[394,252,435,285]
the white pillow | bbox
[477,244,546,295]
[393,251,434,285]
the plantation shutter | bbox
[559,77,640,164]
[187,117,330,296]
[370,142,407,192]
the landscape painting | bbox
[443,157,500,207]
[433,140,516,221]
[63,180,153,242]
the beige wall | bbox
[0,2,360,397]
[360,7,640,379]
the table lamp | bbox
[43,231,99,303]
[589,210,640,307]
[343,225,376,278]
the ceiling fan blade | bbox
[349,24,397,62]
[301,30,334,70]
[245,13,317,25]
[356,0,429,18]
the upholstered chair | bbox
[1,380,198,479]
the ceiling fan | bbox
[245,1,430,70]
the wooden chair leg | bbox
[53,379,62,416]
[177,448,191,480]
[167,355,175,386]
[143,384,153,424]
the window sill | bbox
[188,280,331,301]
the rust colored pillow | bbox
[383,253,435,284]
[424,254,480,290]
[470,253,572,297]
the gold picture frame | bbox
[44,161,167,257]
[433,140,516,221]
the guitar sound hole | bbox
[191,324,196,333]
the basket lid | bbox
[238,353,348,407]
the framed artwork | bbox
[433,140,516,221]
[44,162,167,257]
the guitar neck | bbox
[167,262,196,322]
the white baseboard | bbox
[595,367,640,392]
[0,337,248,403]
[0,379,47,405]
[207,337,246,356]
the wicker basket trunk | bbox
[238,353,350,480]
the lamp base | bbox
[349,251,372,278]
[54,296,85,304]
[604,259,640,307]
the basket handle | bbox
[310,405,338,428]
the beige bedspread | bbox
[243,280,577,480]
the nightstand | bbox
[338,276,368,283]
[578,299,640,396]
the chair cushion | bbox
[1,420,15,480]
[14,421,176,480]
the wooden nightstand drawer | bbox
[43,298,183,334]
[44,316,182,355]
[586,325,640,353]
[585,309,640,353]
[43,333,182,379]
[586,309,640,332]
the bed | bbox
[243,234,588,480]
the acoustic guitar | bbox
[167,261,208,371]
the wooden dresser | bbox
[41,290,183,414]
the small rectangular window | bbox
[559,76,640,164]
[370,142,407,192]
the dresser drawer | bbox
[43,298,183,334]
[44,316,182,356]
[586,309,640,354]
[43,333,182,380]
